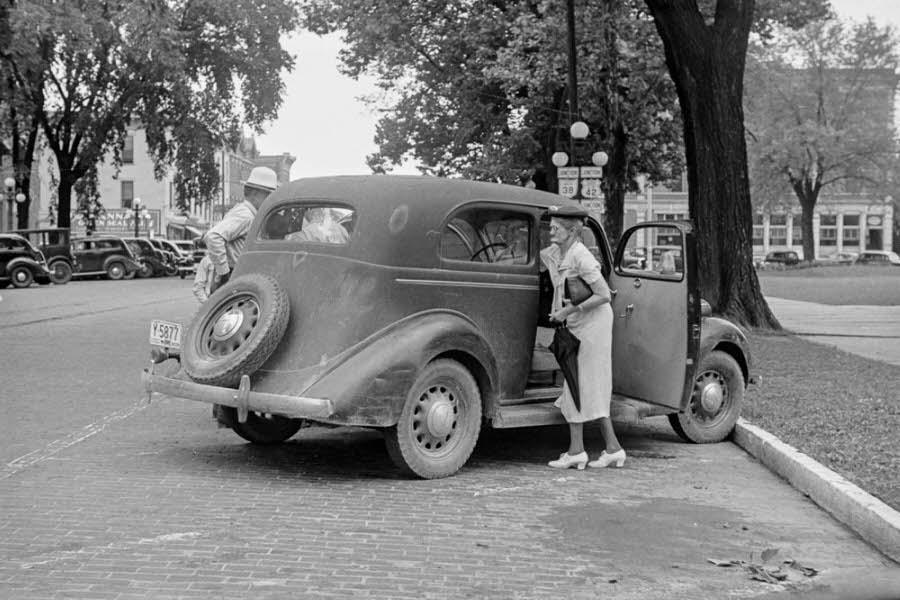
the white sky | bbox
[255,0,900,181]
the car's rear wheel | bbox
[49,261,72,285]
[106,261,126,280]
[182,274,290,388]
[669,350,744,444]
[10,266,33,288]
[385,359,482,479]
[219,408,304,444]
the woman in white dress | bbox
[539,205,626,470]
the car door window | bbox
[442,207,532,266]
[617,225,684,281]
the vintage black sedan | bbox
[143,176,753,479]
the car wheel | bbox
[164,263,178,277]
[220,408,304,445]
[106,262,126,280]
[10,266,34,288]
[669,350,744,444]
[49,261,73,285]
[123,270,136,280]
[135,262,153,278]
[384,359,482,479]
[182,274,290,388]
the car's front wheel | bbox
[49,261,73,285]
[135,262,153,278]
[385,359,482,479]
[10,265,34,288]
[669,350,744,444]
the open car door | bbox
[609,221,698,409]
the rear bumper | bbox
[141,362,334,422]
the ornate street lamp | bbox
[4,176,27,231]
[555,122,608,202]
[126,197,151,238]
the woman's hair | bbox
[551,216,584,238]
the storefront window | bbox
[820,215,837,247]
[842,214,860,247]
[752,214,764,246]
[769,214,788,246]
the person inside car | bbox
[285,207,350,244]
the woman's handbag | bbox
[564,275,593,306]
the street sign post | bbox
[558,179,578,199]
[581,179,602,199]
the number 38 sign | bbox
[558,179,578,199]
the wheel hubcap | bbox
[213,309,244,341]
[15,271,26,282]
[691,370,728,423]
[412,385,459,451]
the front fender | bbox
[103,255,140,272]
[699,316,753,387]
[302,309,499,427]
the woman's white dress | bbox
[540,241,614,423]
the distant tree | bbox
[744,17,900,261]
[303,0,684,244]
[642,0,830,328]
[3,0,298,228]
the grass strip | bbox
[743,330,900,512]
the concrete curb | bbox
[733,418,900,564]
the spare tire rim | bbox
[202,295,261,358]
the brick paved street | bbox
[2,280,898,599]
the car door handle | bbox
[619,304,634,318]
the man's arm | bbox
[205,226,232,277]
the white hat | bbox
[243,166,278,191]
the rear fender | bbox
[303,309,499,427]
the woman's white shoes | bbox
[548,452,588,470]
[588,449,626,469]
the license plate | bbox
[149,319,183,349]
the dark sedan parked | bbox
[0,233,52,288]
[143,176,754,479]
[12,227,74,284]
[71,236,141,280]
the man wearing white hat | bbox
[205,165,278,293]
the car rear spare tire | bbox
[669,350,744,444]
[182,274,290,388]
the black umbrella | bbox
[548,324,581,412]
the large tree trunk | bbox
[798,194,817,262]
[645,0,779,328]
[602,122,628,246]
[56,169,76,229]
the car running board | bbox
[491,396,668,429]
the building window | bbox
[769,214,788,246]
[752,214,764,246]
[656,212,686,221]
[820,215,837,247]
[842,214,860,246]
[792,216,803,243]
[121,180,134,208]
[123,134,134,164]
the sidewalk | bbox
[765,297,900,367]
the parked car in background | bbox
[155,239,196,279]
[125,237,175,277]
[856,250,900,266]
[147,238,189,278]
[143,176,754,479]
[819,251,858,265]
[764,250,800,266]
[12,227,74,284]
[0,233,52,288]
[70,236,141,280]
[191,237,206,264]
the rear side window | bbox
[441,207,532,265]
[260,204,354,245]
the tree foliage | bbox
[3,0,298,228]
[642,0,829,327]
[303,0,684,243]
[745,16,900,261]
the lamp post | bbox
[553,122,608,203]
[127,197,150,238]
[4,176,27,232]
